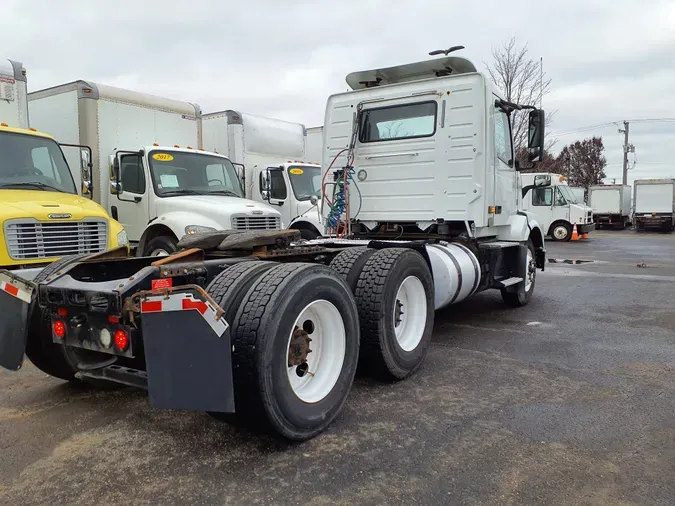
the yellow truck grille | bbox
[231,216,281,230]
[4,219,108,260]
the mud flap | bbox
[504,244,529,294]
[140,288,235,413]
[0,271,35,371]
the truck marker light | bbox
[114,330,129,351]
[57,308,68,316]
[140,293,228,336]
[0,123,8,127]
[108,315,120,323]
[53,320,66,339]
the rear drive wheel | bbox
[144,235,179,257]
[329,247,376,293]
[354,248,434,380]
[550,222,572,242]
[501,240,536,307]
[230,263,359,441]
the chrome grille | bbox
[4,219,108,260]
[231,215,281,230]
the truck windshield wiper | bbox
[0,181,65,193]
[207,189,242,197]
[160,189,204,196]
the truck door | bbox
[493,108,517,226]
[529,185,553,232]
[111,152,150,243]
[260,166,291,226]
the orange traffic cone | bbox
[571,223,579,241]
[581,232,589,240]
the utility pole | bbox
[618,121,634,185]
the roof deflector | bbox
[345,56,478,90]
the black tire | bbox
[354,248,434,381]
[25,254,90,381]
[329,247,376,293]
[298,228,320,241]
[230,263,360,441]
[143,235,179,257]
[549,221,572,242]
[501,240,536,307]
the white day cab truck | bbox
[521,172,594,241]
[202,111,323,239]
[632,178,675,232]
[27,81,282,256]
[588,184,632,229]
[1,59,127,280]
[0,49,548,442]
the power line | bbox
[549,117,675,137]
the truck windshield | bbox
[556,185,577,205]
[148,150,243,198]
[0,131,77,194]
[287,165,321,201]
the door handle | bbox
[364,152,419,160]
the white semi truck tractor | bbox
[0,49,547,442]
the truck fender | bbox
[526,217,546,270]
[137,212,225,255]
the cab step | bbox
[495,276,523,288]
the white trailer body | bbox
[0,58,28,129]
[520,172,595,241]
[28,82,281,255]
[304,126,323,164]
[633,179,675,231]
[588,184,631,229]
[202,111,323,238]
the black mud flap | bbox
[504,244,529,294]
[0,271,35,371]
[140,287,235,413]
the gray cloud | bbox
[2,0,673,182]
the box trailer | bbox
[588,184,632,229]
[633,179,675,232]
[202,111,323,239]
[28,82,282,256]
[0,51,549,442]
[304,126,323,164]
[0,58,28,129]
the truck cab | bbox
[521,173,594,241]
[257,161,323,240]
[109,145,283,255]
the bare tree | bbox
[485,37,556,152]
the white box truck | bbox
[521,172,594,241]
[202,111,323,239]
[633,178,675,232]
[0,50,549,442]
[588,184,632,229]
[304,126,323,164]
[0,58,28,129]
[28,82,282,256]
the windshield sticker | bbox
[289,168,304,175]
[159,174,180,188]
[153,153,174,162]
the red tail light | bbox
[53,320,66,339]
[114,330,128,351]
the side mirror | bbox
[260,169,271,192]
[232,162,246,193]
[310,195,319,206]
[110,180,123,195]
[534,174,551,187]
[261,189,270,201]
[527,109,546,163]
[80,149,93,198]
[109,155,121,195]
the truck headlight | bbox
[116,230,129,246]
[185,225,217,235]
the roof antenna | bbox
[429,45,465,56]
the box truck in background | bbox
[521,172,594,241]
[1,60,127,276]
[633,179,675,232]
[28,82,282,256]
[202,111,323,239]
[588,184,632,229]
[304,126,323,164]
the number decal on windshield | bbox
[153,153,174,161]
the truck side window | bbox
[532,187,552,206]
[494,110,513,166]
[31,146,62,183]
[120,154,145,194]
[260,171,287,200]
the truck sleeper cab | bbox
[0,51,548,443]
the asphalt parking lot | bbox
[1,230,674,505]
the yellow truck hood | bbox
[0,190,110,220]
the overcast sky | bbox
[2,0,674,185]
